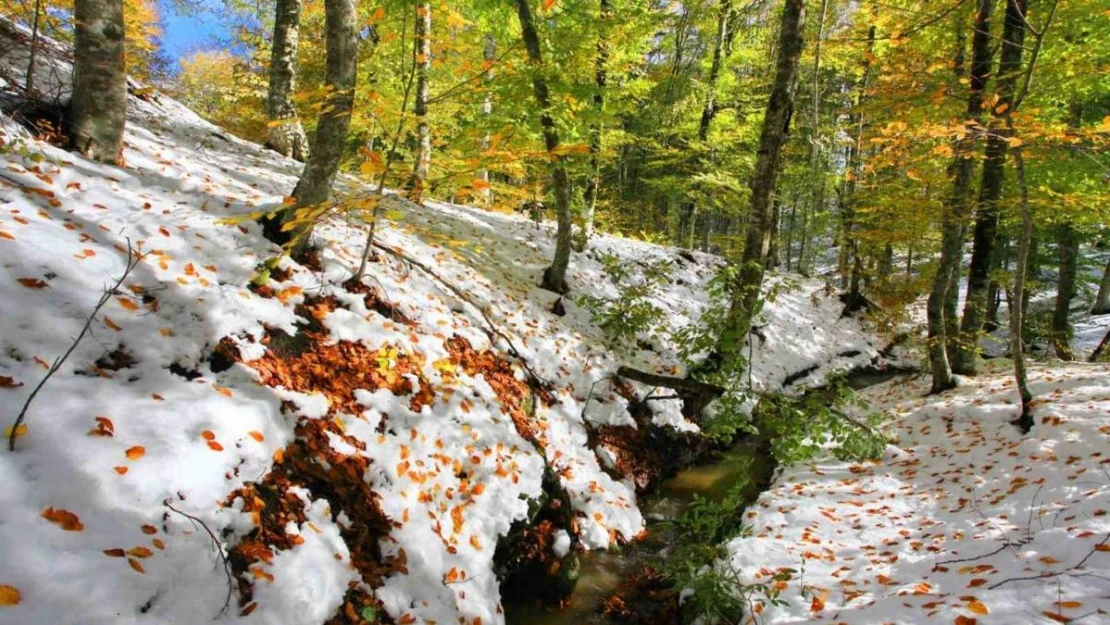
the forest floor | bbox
[0,24,882,625]
[725,358,1110,624]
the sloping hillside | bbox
[0,25,882,625]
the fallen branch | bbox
[164,499,236,616]
[367,241,552,391]
[614,366,726,399]
[8,240,146,451]
[987,532,1110,590]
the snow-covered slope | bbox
[725,360,1110,623]
[0,31,882,625]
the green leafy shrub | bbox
[575,251,669,346]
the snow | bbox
[723,359,1110,623]
[0,22,882,625]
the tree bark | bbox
[69,0,127,165]
[406,2,432,202]
[577,0,611,252]
[954,0,1026,375]
[1010,142,1034,431]
[477,34,496,205]
[265,0,309,162]
[1093,256,1110,315]
[515,0,573,294]
[1051,222,1078,360]
[714,0,805,366]
[262,0,357,250]
[927,0,994,394]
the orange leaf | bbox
[207,441,224,452]
[1042,612,1069,623]
[810,595,825,613]
[249,431,264,442]
[0,375,22,389]
[201,430,215,441]
[127,558,145,574]
[103,317,122,331]
[118,297,139,312]
[141,525,158,535]
[967,578,988,587]
[114,466,128,475]
[0,231,13,240]
[127,546,153,559]
[17,278,47,289]
[104,548,126,557]
[0,585,20,606]
[954,617,977,625]
[1094,544,1110,552]
[967,601,989,615]
[41,507,84,531]
[125,446,145,460]
[1059,601,1083,609]
[212,384,233,398]
[152,538,165,550]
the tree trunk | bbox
[577,0,611,252]
[515,0,573,294]
[927,0,994,393]
[1051,222,1078,360]
[842,11,875,307]
[698,0,732,141]
[714,0,805,366]
[265,0,309,162]
[1093,256,1110,315]
[69,0,127,165]
[954,0,1026,375]
[406,2,432,202]
[262,0,357,250]
[1010,144,1034,431]
[477,34,496,205]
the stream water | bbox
[504,367,911,625]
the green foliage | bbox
[756,375,887,465]
[574,251,668,346]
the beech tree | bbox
[514,0,573,294]
[715,0,806,366]
[261,0,358,250]
[265,0,309,161]
[69,0,127,165]
[406,1,432,201]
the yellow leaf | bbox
[4,424,27,439]
[0,585,20,606]
[967,600,989,615]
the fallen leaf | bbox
[954,617,977,625]
[125,446,145,460]
[127,547,153,559]
[1041,612,1069,623]
[207,441,224,452]
[41,507,84,531]
[141,525,158,535]
[4,424,28,439]
[16,278,47,289]
[0,585,20,606]
[127,558,145,574]
[114,466,128,475]
[248,431,264,442]
[810,595,825,613]
[967,601,989,615]
[103,317,123,331]
[0,376,22,389]
[103,548,126,557]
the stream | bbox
[504,366,911,625]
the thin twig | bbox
[8,240,146,451]
[164,499,236,617]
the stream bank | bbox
[503,365,913,625]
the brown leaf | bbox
[103,548,126,558]
[967,601,989,615]
[141,525,158,535]
[127,558,145,574]
[16,278,47,289]
[125,446,145,460]
[0,375,22,389]
[127,546,153,559]
[1042,612,1069,623]
[954,617,977,625]
[41,506,84,531]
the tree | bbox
[260,0,358,251]
[1093,257,1110,315]
[265,0,309,162]
[69,0,127,165]
[1050,222,1078,360]
[926,0,994,393]
[714,0,806,366]
[576,0,612,252]
[514,0,574,294]
[954,0,1027,375]
[406,1,432,202]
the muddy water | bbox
[504,367,911,625]
[504,437,772,625]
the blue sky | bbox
[156,0,232,69]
